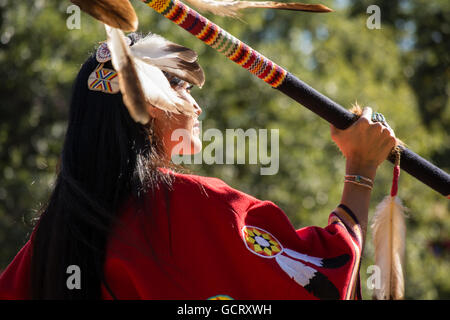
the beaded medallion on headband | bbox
[88,42,124,94]
[96,42,112,63]
[88,63,120,94]
[96,38,132,63]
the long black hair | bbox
[30,34,173,299]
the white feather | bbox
[276,254,316,286]
[105,25,193,118]
[105,24,149,123]
[130,33,205,87]
[184,0,243,17]
[133,58,189,114]
[283,248,323,267]
[105,25,130,77]
[131,34,197,62]
[371,195,406,300]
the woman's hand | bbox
[330,106,397,180]
[331,106,398,245]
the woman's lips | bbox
[192,120,200,135]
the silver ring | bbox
[372,112,388,126]
[371,112,396,138]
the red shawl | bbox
[0,171,362,300]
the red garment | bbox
[0,171,362,300]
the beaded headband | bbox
[86,28,205,124]
[87,38,132,94]
[87,63,120,94]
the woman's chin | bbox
[171,137,202,157]
[190,137,202,154]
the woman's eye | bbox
[167,75,193,93]
[169,77,182,87]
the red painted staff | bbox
[72,0,450,198]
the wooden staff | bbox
[71,0,450,197]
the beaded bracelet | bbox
[344,179,373,190]
[345,174,373,184]
[344,174,374,190]
[345,175,373,186]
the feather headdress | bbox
[130,34,205,88]
[99,25,205,124]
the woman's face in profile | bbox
[149,78,202,159]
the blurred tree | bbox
[348,0,450,169]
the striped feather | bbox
[321,254,350,269]
[276,253,341,299]
[304,271,340,300]
[130,33,205,87]
[283,248,323,267]
[184,0,332,17]
[275,254,316,286]
[284,248,350,269]
[105,25,149,124]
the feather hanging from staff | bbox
[183,0,333,17]
[371,148,407,300]
[104,25,204,124]
[348,103,407,299]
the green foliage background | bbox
[0,0,448,299]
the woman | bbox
[0,32,396,300]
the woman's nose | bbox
[186,93,202,116]
[194,101,202,116]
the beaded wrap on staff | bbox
[138,0,450,197]
[143,0,287,88]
